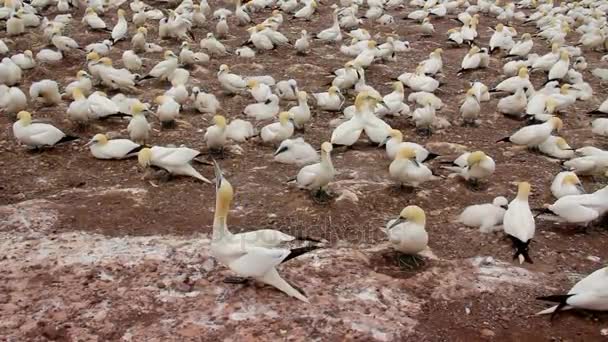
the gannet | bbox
[536,266,608,319]
[0,57,22,85]
[244,94,279,120]
[504,182,535,264]
[458,197,508,233]
[247,79,272,102]
[381,129,438,162]
[385,206,429,256]
[330,92,376,146]
[543,186,608,228]
[551,172,585,199]
[86,133,142,160]
[331,61,359,90]
[131,26,147,53]
[210,163,316,302]
[274,138,319,166]
[547,51,570,82]
[412,99,436,135]
[296,142,335,198]
[10,50,34,69]
[507,33,533,58]
[191,87,220,115]
[353,40,377,68]
[419,17,435,35]
[200,33,228,56]
[398,66,439,92]
[66,88,90,125]
[29,79,61,106]
[236,46,256,58]
[294,0,317,20]
[216,15,229,39]
[261,112,294,144]
[12,111,78,148]
[460,88,480,125]
[420,48,443,76]
[138,146,211,183]
[275,79,299,101]
[441,151,495,185]
[489,24,514,53]
[87,91,126,119]
[389,147,436,188]
[491,67,532,94]
[65,71,93,97]
[288,91,311,129]
[7,11,25,36]
[497,87,528,118]
[313,86,344,111]
[204,115,228,152]
[217,64,246,94]
[122,50,143,72]
[538,136,574,159]
[153,95,180,128]
[139,50,178,83]
[295,30,310,54]
[0,85,27,115]
[179,41,209,66]
[408,91,443,109]
[226,119,255,142]
[82,7,109,30]
[110,9,128,43]
[315,8,342,43]
[497,117,563,147]
[376,82,409,117]
[127,101,151,144]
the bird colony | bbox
[2,0,608,333]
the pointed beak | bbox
[274,145,288,156]
[389,217,405,229]
[500,205,508,210]
[379,100,389,109]
[576,183,586,194]
[379,136,390,147]
[213,159,223,190]
[84,139,95,147]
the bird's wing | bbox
[228,246,289,278]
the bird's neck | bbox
[213,199,232,240]
[321,151,333,170]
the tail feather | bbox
[259,268,309,303]
[424,152,440,162]
[508,235,533,264]
[496,136,510,143]
[126,144,146,157]
[536,294,574,320]
[587,110,606,116]
[56,135,79,145]
[281,245,320,264]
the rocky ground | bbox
[1,0,608,340]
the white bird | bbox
[536,266,608,319]
[441,151,495,185]
[244,94,279,120]
[12,111,78,148]
[141,50,178,83]
[543,186,608,228]
[247,79,272,102]
[191,87,220,114]
[82,7,109,30]
[538,136,574,159]
[235,46,255,58]
[0,85,27,115]
[503,182,535,264]
[275,79,299,101]
[261,112,294,144]
[127,101,151,144]
[10,50,34,69]
[296,141,335,197]
[274,138,319,166]
[498,117,563,147]
[507,33,533,58]
[460,88,480,125]
[458,197,508,233]
[295,30,310,54]
[154,95,180,128]
[29,79,61,106]
[489,24,514,53]
[385,205,429,256]
[313,86,344,111]
[491,67,532,94]
[122,50,143,72]
[288,91,311,129]
[0,57,22,85]
[389,146,436,188]
[86,133,142,160]
[419,48,443,76]
[376,81,409,117]
[294,0,317,20]
[547,50,570,82]
[111,9,128,43]
[226,119,255,142]
[551,172,585,199]
[210,164,315,303]
[204,115,228,152]
[592,119,608,137]
[200,33,228,56]
[497,86,528,118]
[66,88,90,125]
[315,9,341,43]
[138,146,211,183]
[217,64,246,94]
[381,129,438,162]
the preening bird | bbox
[138,146,211,183]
